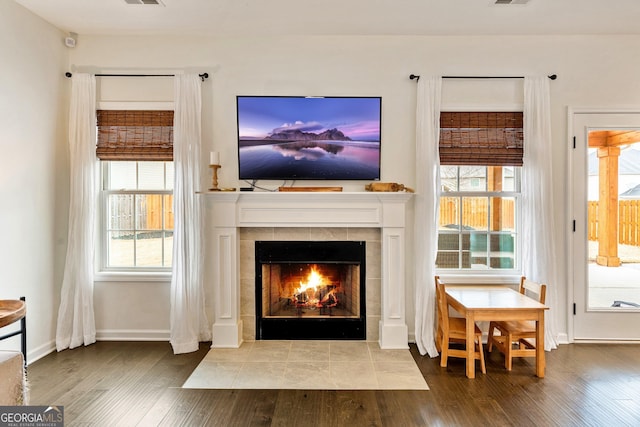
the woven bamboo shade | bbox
[97,110,173,161]
[439,112,523,166]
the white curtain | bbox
[414,76,442,357]
[522,76,559,350]
[56,73,97,351]
[170,74,211,354]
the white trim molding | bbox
[201,191,413,349]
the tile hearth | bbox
[182,341,428,390]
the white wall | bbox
[0,0,68,361]
[39,31,640,346]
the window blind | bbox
[439,112,523,166]
[96,110,173,161]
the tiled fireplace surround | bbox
[203,192,412,349]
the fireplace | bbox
[203,191,412,349]
[255,241,366,340]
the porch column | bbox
[596,147,621,267]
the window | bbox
[437,165,520,270]
[102,161,174,270]
[97,110,174,273]
[436,112,522,272]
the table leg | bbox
[536,310,545,378]
[466,313,476,379]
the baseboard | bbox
[26,339,56,366]
[556,333,570,345]
[96,329,170,341]
[572,338,640,344]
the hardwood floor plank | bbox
[149,389,210,427]
[68,344,179,424]
[141,389,253,426]
[270,390,384,427]
[27,341,125,405]
[374,390,432,427]
[270,390,329,427]
[177,389,238,427]
[228,389,278,426]
[116,346,212,425]
[25,342,640,426]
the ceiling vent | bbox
[494,0,531,4]
[124,0,165,5]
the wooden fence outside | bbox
[146,194,174,230]
[109,194,174,232]
[439,197,515,230]
[588,200,640,246]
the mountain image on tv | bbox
[237,96,381,181]
[266,128,352,142]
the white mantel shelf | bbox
[200,191,412,228]
[199,191,413,200]
[201,191,413,349]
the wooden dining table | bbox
[445,285,549,379]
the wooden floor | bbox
[27,341,640,426]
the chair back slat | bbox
[435,276,449,332]
[520,277,547,304]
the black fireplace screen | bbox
[255,241,366,340]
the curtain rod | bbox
[65,72,209,81]
[409,74,557,82]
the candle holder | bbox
[209,164,221,191]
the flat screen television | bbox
[237,96,381,181]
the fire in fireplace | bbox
[267,263,358,318]
[255,241,366,340]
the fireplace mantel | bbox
[202,191,413,349]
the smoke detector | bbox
[64,32,77,48]
[124,0,165,5]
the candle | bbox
[210,151,220,165]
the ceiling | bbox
[13,0,640,37]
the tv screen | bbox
[237,96,381,181]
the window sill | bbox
[435,272,522,286]
[94,271,172,283]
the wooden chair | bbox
[434,276,486,374]
[487,277,546,371]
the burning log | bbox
[294,292,308,304]
[320,289,338,308]
[317,289,339,315]
[288,265,343,316]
